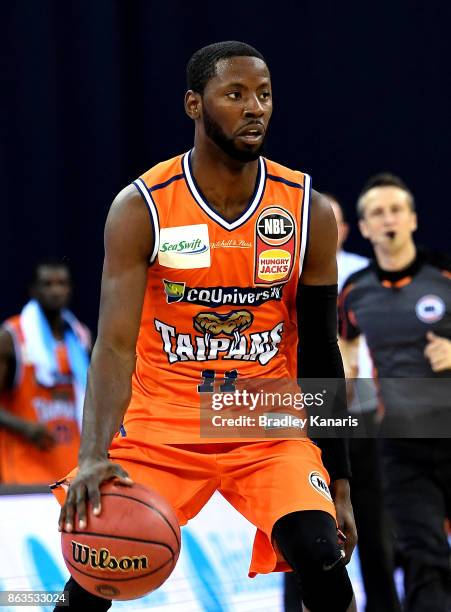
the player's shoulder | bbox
[0,318,18,355]
[113,153,185,221]
[264,157,307,189]
[138,153,185,192]
[420,248,451,274]
[1,315,21,338]
[2,314,21,328]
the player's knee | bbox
[273,510,342,573]
[273,510,353,611]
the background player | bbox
[339,173,451,611]
[55,42,357,611]
[0,259,90,484]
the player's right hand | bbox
[58,458,133,533]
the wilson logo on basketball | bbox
[71,541,148,572]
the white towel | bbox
[20,300,90,427]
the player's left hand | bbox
[424,332,451,372]
[330,479,357,564]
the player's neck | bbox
[190,143,259,221]
[374,240,416,272]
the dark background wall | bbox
[3,1,450,332]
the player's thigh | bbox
[219,439,336,534]
[108,439,219,523]
[53,439,218,525]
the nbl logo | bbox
[256,207,295,246]
[254,206,296,285]
[308,471,332,501]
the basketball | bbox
[61,480,181,600]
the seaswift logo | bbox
[160,238,207,255]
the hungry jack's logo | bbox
[71,541,148,572]
[254,207,296,285]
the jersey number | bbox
[198,369,238,393]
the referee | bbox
[339,174,451,611]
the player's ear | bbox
[184,90,202,120]
[411,211,418,232]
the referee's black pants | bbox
[382,439,451,612]
[349,436,400,612]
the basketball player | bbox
[55,42,357,611]
[339,174,451,611]
[0,259,90,484]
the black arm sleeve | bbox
[297,283,352,481]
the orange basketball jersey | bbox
[0,316,81,483]
[124,151,311,443]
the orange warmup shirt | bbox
[0,316,81,484]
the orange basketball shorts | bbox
[53,436,336,577]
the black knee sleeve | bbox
[274,510,353,612]
[54,577,112,611]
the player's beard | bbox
[202,106,266,163]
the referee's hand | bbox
[424,332,451,372]
[58,458,133,532]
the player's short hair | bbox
[186,41,266,95]
[357,173,415,218]
[30,257,71,285]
